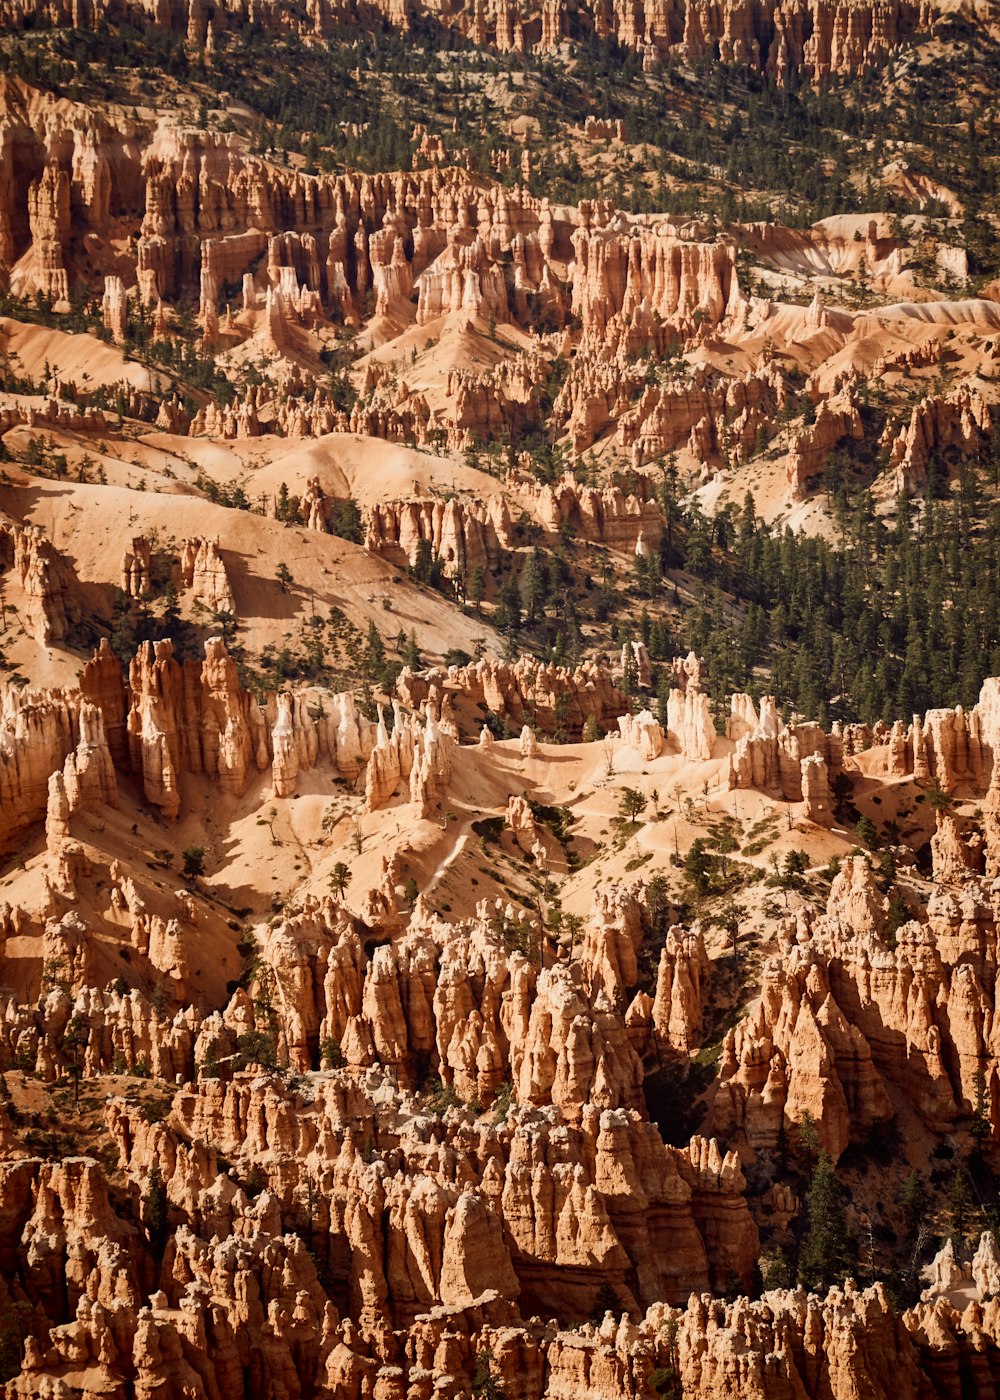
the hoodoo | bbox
[0,2,998,1394]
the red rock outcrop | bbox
[101,273,127,341]
[710,861,1000,1157]
[126,638,388,814]
[571,219,739,343]
[362,703,452,813]
[726,692,843,801]
[179,536,236,615]
[397,654,629,739]
[0,683,100,850]
[786,383,864,500]
[364,495,513,578]
[887,383,992,495]
[0,0,944,90]
[666,652,716,762]
[520,472,663,553]
[617,707,664,760]
[0,522,83,644]
[127,637,265,815]
[800,752,833,825]
[614,361,787,467]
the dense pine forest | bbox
[5,14,1000,245]
[674,482,1000,726]
[450,444,1000,731]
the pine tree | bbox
[684,839,711,894]
[618,787,646,822]
[898,1170,927,1243]
[468,564,486,615]
[656,671,671,729]
[969,1068,991,1150]
[329,862,351,897]
[472,1350,507,1400]
[144,1164,168,1255]
[162,582,181,640]
[495,577,522,632]
[363,621,385,679]
[412,538,435,584]
[109,589,137,667]
[621,640,637,696]
[797,1152,853,1292]
[521,550,546,624]
[948,1168,973,1242]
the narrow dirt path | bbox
[424,826,472,893]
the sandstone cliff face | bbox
[664,651,716,761]
[571,219,738,344]
[618,707,664,761]
[5,72,985,518]
[126,638,388,815]
[0,637,397,844]
[521,472,663,553]
[0,85,812,478]
[726,692,844,801]
[0,522,83,644]
[7,1126,1000,1400]
[887,383,992,495]
[786,383,864,500]
[127,637,267,815]
[709,860,1000,1157]
[0,0,942,89]
[398,654,629,739]
[615,361,787,467]
[363,495,512,577]
[726,681,994,807]
[0,684,96,851]
[179,537,236,615]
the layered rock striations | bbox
[0,0,945,88]
[0,522,83,645]
[708,856,1000,1158]
[398,654,630,739]
[2,659,1000,1395]
[0,636,450,845]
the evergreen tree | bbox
[797,1152,853,1292]
[363,621,386,679]
[495,577,522,632]
[656,672,671,729]
[330,497,363,542]
[412,538,435,584]
[684,839,711,893]
[521,550,546,624]
[618,787,646,822]
[329,862,351,897]
[144,1164,168,1255]
[109,589,137,666]
[969,1068,991,1150]
[162,582,181,639]
[898,1170,927,1243]
[948,1168,973,1242]
[468,564,486,614]
[472,1350,507,1400]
